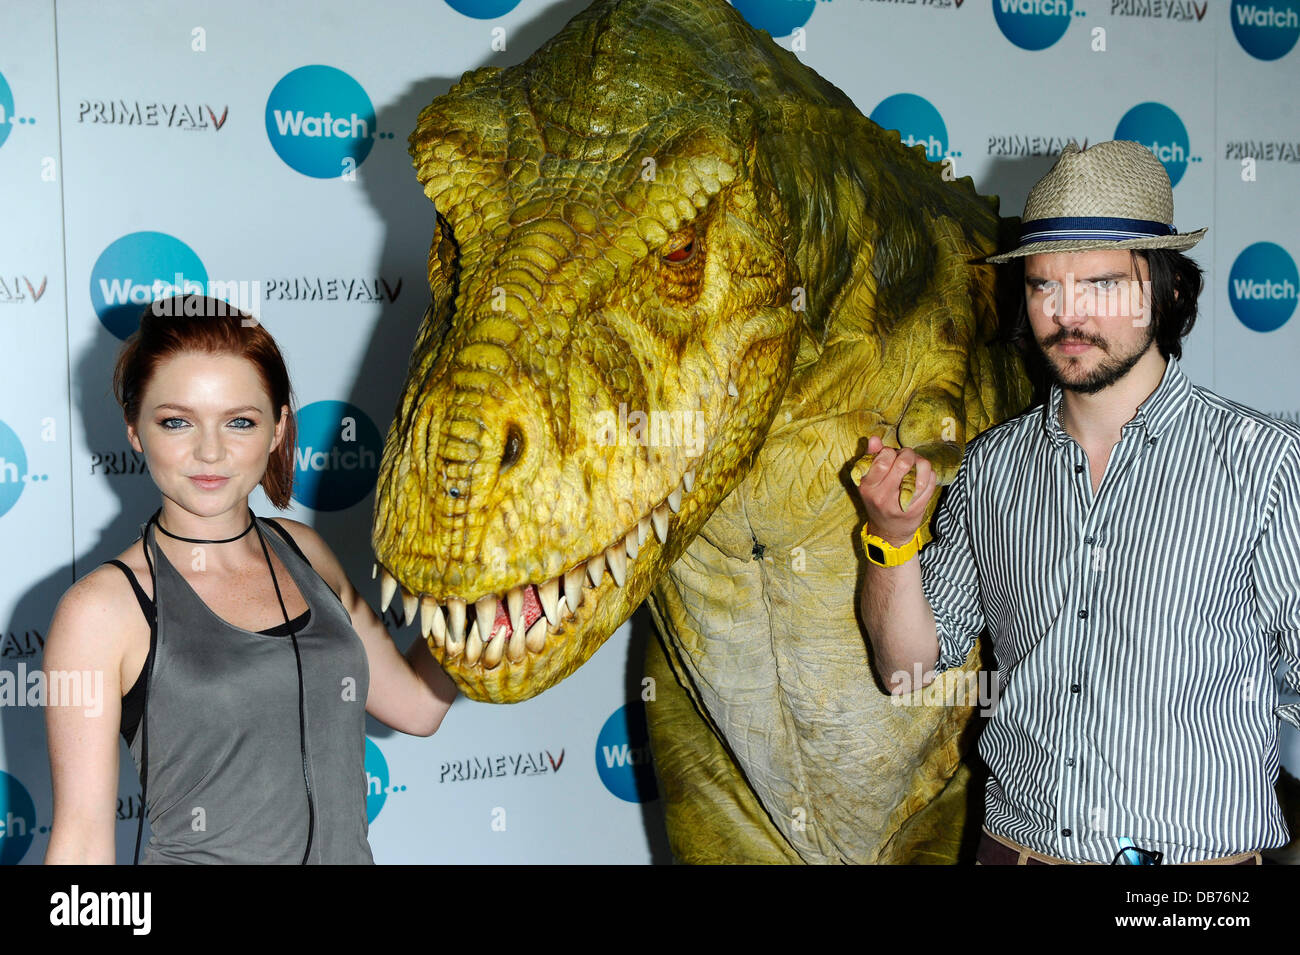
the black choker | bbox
[151,507,257,544]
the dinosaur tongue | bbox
[490,584,545,632]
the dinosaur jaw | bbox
[374,469,695,702]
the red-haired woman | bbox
[42,295,457,864]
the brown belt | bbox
[976,827,1262,865]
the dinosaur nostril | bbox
[500,423,524,472]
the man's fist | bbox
[853,435,936,548]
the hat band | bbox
[1019,215,1176,244]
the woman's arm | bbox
[43,571,128,864]
[269,519,457,736]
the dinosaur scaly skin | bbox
[373,0,1031,862]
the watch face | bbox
[868,543,886,564]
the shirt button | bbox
[1078,609,1088,619]
[1066,757,1076,767]
[1062,828,1072,837]
[1084,536,1095,545]
[1074,464,1084,474]
[1071,683,1081,693]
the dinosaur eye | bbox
[662,229,697,264]
[664,239,694,262]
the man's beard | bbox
[1037,323,1156,395]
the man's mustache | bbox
[1042,330,1106,349]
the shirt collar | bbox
[1042,355,1192,448]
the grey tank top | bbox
[126,515,374,864]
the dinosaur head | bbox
[372,0,832,701]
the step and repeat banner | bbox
[1,0,1297,864]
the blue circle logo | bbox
[992,0,1074,51]
[1228,242,1298,332]
[443,0,524,17]
[1231,0,1300,60]
[595,702,657,803]
[90,232,208,340]
[0,72,16,150]
[730,0,818,37]
[291,401,381,511]
[0,771,36,864]
[266,66,377,179]
[0,420,29,518]
[365,737,390,823]
[1114,102,1193,187]
[870,94,952,163]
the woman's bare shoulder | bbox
[263,517,348,595]
[46,540,152,662]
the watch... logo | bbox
[1231,0,1300,60]
[265,66,390,179]
[595,702,657,803]
[1229,242,1298,332]
[993,0,1078,51]
[0,71,37,152]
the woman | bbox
[43,295,457,864]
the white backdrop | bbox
[1,0,1297,864]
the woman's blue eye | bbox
[158,416,256,429]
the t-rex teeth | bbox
[667,483,683,513]
[727,379,739,398]
[587,551,606,587]
[402,589,418,628]
[525,615,548,653]
[507,618,528,663]
[605,540,627,586]
[651,503,669,543]
[476,594,499,642]
[465,620,484,665]
[563,566,584,613]
[683,469,695,493]
[539,576,560,626]
[624,526,640,560]
[506,585,524,639]
[447,597,466,648]
[380,569,397,614]
[483,622,508,669]
[637,516,650,547]
[421,598,445,648]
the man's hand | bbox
[855,436,937,547]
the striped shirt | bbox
[919,355,1300,863]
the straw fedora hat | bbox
[986,139,1207,263]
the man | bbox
[856,140,1300,865]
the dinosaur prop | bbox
[372,0,1031,862]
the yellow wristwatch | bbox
[860,527,922,567]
